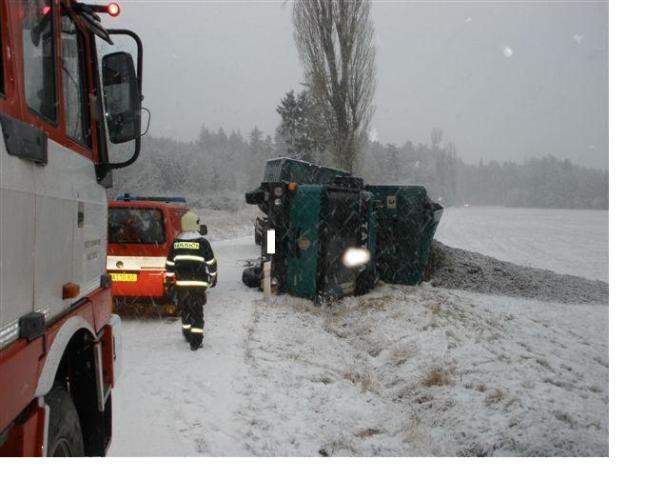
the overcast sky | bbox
[108,1,608,169]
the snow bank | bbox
[430,241,608,304]
[235,284,608,456]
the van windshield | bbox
[109,208,165,244]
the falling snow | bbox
[109,207,608,456]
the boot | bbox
[189,335,203,351]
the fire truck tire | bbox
[44,384,84,457]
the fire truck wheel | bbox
[164,303,178,317]
[44,384,84,457]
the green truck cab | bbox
[244,158,443,302]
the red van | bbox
[107,195,190,313]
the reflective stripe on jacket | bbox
[166,231,217,287]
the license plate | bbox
[110,273,138,282]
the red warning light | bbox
[107,3,120,17]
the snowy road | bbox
[109,237,257,456]
[109,209,608,456]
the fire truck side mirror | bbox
[102,51,141,144]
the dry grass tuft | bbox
[390,345,416,366]
[358,295,393,312]
[313,375,334,385]
[354,428,383,438]
[484,388,505,405]
[422,365,456,388]
[319,438,357,457]
[422,368,447,387]
[342,370,377,393]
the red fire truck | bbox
[107,194,192,314]
[0,1,144,456]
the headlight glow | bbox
[342,247,371,268]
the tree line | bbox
[110,125,608,211]
[111,0,606,211]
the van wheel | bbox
[44,384,84,457]
[164,303,178,317]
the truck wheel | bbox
[44,384,84,457]
[242,266,261,288]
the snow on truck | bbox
[0,1,144,456]
[249,157,351,246]
[107,194,204,314]
[244,158,443,302]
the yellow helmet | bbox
[181,210,200,232]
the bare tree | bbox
[292,0,377,172]
[430,127,443,150]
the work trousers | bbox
[178,288,207,348]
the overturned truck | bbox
[244,157,443,302]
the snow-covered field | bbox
[438,207,608,282]
[109,207,608,456]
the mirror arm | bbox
[97,134,141,175]
[141,106,151,136]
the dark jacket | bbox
[165,231,217,288]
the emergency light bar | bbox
[107,3,121,16]
[73,2,122,43]
[116,194,187,204]
[86,2,121,17]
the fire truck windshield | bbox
[109,208,165,244]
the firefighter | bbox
[165,211,217,350]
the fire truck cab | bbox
[1,1,144,456]
[107,194,191,312]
